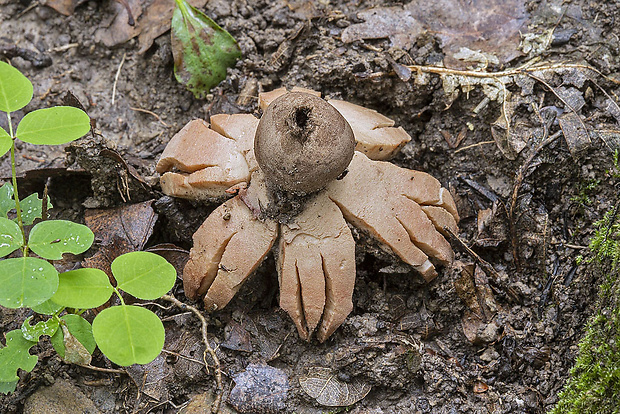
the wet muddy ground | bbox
[1,0,620,412]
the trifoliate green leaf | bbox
[31,299,63,315]
[28,220,94,260]
[0,380,18,394]
[0,61,33,113]
[0,330,38,384]
[16,106,91,145]
[0,183,14,218]
[171,0,241,98]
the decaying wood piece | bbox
[157,88,458,342]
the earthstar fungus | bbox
[156,87,459,341]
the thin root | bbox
[161,294,223,414]
[130,107,170,127]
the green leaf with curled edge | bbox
[0,183,15,218]
[21,315,59,342]
[0,330,38,384]
[19,192,53,226]
[0,187,53,225]
[171,0,241,98]
[0,61,33,113]
[0,127,10,158]
[92,305,165,366]
[0,257,58,309]
[0,217,23,257]
[28,220,94,260]
[16,106,91,145]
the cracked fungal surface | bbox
[156,87,459,342]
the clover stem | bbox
[7,112,27,255]
[113,287,126,306]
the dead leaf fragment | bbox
[94,0,208,52]
[593,129,620,152]
[84,200,157,276]
[59,325,92,365]
[42,0,81,16]
[221,320,252,352]
[473,380,489,393]
[341,6,424,50]
[559,112,591,157]
[342,0,528,68]
[491,93,536,160]
[299,367,371,407]
[456,264,502,344]
[126,355,171,402]
[95,0,142,48]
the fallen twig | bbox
[0,41,52,68]
[78,364,126,375]
[454,140,496,154]
[445,226,520,303]
[112,53,127,106]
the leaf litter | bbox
[343,0,620,160]
[94,0,207,52]
[83,200,157,277]
[299,367,371,407]
[342,0,528,68]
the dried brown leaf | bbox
[95,0,142,48]
[559,112,591,157]
[473,380,489,393]
[342,0,528,68]
[456,264,501,344]
[43,0,81,16]
[593,129,620,152]
[126,355,171,401]
[139,0,207,53]
[83,200,157,276]
[299,367,371,407]
[491,93,536,160]
[94,0,207,51]
[555,86,586,112]
[221,320,252,352]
